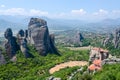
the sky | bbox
[0,0,120,21]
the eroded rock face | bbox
[113,28,120,48]
[28,18,59,56]
[4,28,20,58]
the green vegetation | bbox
[0,45,89,80]
[104,43,120,57]
[0,30,120,80]
[82,38,91,46]
[53,66,80,80]
[70,64,120,80]
[72,72,92,80]
[93,64,120,80]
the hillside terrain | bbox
[0,17,120,80]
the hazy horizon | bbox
[0,0,120,21]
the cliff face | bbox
[28,18,59,56]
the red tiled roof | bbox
[88,64,96,70]
[93,59,101,66]
[88,59,102,71]
[88,64,101,71]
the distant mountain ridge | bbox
[0,15,120,36]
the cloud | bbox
[112,10,120,14]
[0,8,49,16]
[0,8,26,15]
[110,10,120,18]
[93,9,108,16]
[0,7,120,20]
[71,9,86,15]
[0,5,5,8]
[29,9,48,16]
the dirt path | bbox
[49,61,88,74]
[66,46,91,51]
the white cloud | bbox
[0,7,120,20]
[93,9,108,16]
[0,5,5,8]
[29,9,48,16]
[110,10,120,18]
[0,8,49,16]
[59,12,66,17]
[0,8,26,15]
[71,9,86,15]
[112,10,120,14]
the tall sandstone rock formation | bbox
[4,28,20,59]
[102,33,113,47]
[28,18,59,56]
[102,28,120,49]
[113,28,120,48]
[73,31,84,46]
[17,29,32,58]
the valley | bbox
[0,16,120,80]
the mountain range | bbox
[0,15,120,36]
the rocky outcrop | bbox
[102,28,120,49]
[73,31,84,46]
[113,28,120,48]
[28,18,59,56]
[74,32,84,42]
[0,49,6,65]
[17,29,32,58]
[102,33,113,47]
[59,31,84,47]
[4,28,20,59]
